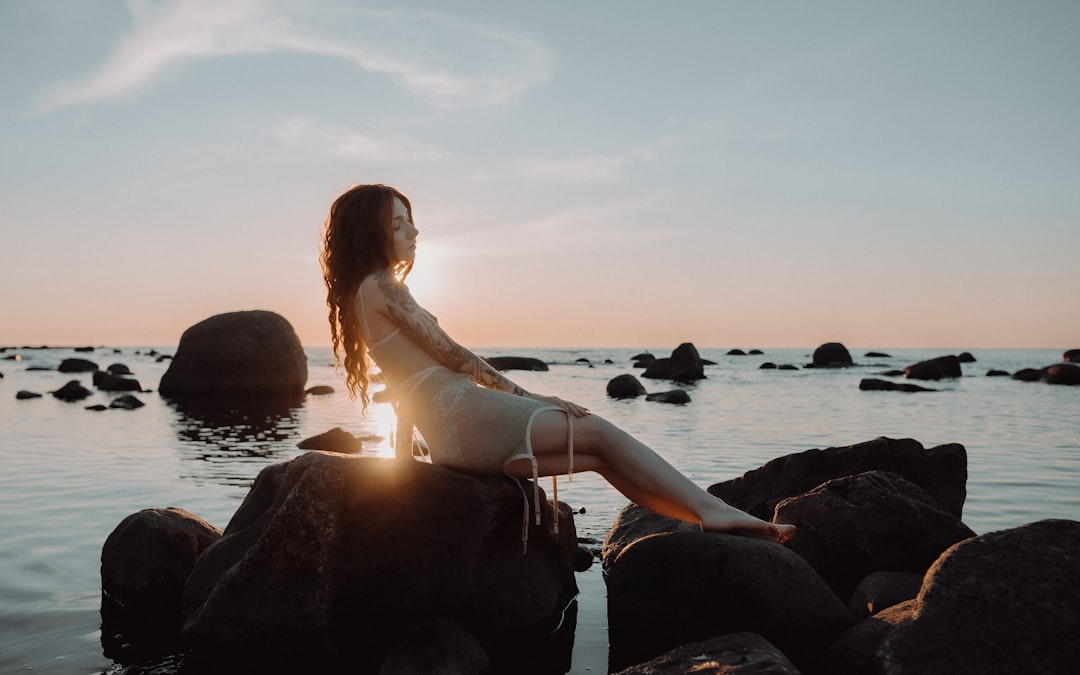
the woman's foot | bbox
[700,502,796,544]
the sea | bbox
[1,345,1077,674]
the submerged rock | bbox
[483,356,548,372]
[296,426,363,453]
[859,378,936,392]
[645,389,691,404]
[52,380,92,402]
[903,355,962,380]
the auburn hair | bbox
[321,184,414,409]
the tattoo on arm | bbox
[375,273,528,396]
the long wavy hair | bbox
[321,184,414,410]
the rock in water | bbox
[181,453,578,673]
[159,310,307,396]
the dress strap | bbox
[509,406,574,554]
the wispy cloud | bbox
[274,116,441,161]
[513,143,667,183]
[40,0,554,110]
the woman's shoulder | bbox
[359,272,412,307]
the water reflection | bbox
[164,393,305,489]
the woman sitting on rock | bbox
[321,183,794,545]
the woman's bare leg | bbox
[515,410,794,543]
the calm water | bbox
[1,345,1077,674]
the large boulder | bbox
[1064,349,1079,362]
[774,471,975,600]
[903,355,962,380]
[641,343,705,382]
[100,508,221,662]
[808,342,853,368]
[876,519,1080,673]
[1042,362,1080,385]
[181,452,578,673]
[159,310,307,397]
[607,373,647,399]
[613,632,800,674]
[708,437,967,521]
[602,507,852,672]
[483,356,548,372]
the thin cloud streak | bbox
[274,117,441,161]
[40,0,554,110]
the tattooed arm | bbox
[371,272,589,416]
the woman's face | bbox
[390,196,418,264]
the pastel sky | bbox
[2,0,1077,350]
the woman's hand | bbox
[530,393,591,417]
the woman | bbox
[321,184,793,544]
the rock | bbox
[1064,349,1079,362]
[877,519,1080,674]
[847,571,923,620]
[865,351,892,358]
[641,343,705,382]
[1042,362,1080,385]
[859,378,936,392]
[607,374,647,399]
[760,362,777,369]
[602,507,852,673]
[181,453,578,673]
[631,353,656,368]
[58,357,99,373]
[903,355,962,380]
[957,351,976,363]
[482,356,548,372]
[159,310,307,397]
[807,342,853,368]
[612,632,800,674]
[645,389,691,404]
[379,618,491,674]
[305,385,334,395]
[749,349,764,355]
[107,363,132,375]
[85,404,108,411]
[109,395,145,410]
[100,508,221,662]
[727,349,747,356]
[297,426,363,454]
[880,369,905,377]
[1011,368,1043,382]
[16,390,42,399]
[774,471,975,600]
[778,364,800,371]
[52,380,92,402]
[708,437,967,521]
[827,599,915,674]
[95,373,144,392]
[986,369,1010,377]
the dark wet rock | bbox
[876,519,1080,674]
[777,364,800,370]
[749,349,764,355]
[74,346,95,352]
[774,471,975,600]
[58,357,99,373]
[52,380,93,402]
[631,352,655,367]
[483,355,548,372]
[1011,367,1043,382]
[859,378,936,392]
[16,390,42,399]
[727,349,747,356]
[107,363,132,375]
[110,395,145,410]
[865,351,891,358]
[957,351,976,363]
[641,343,705,382]
[1042,362,1080,385]
[159,310,307,397]
[574,357,591,365]
[880,369,905,377]
[709,437,967,521]
[986,369,1010,377]
[85,404,108,411]
[807,342,853,368]
[95,372,144,392]
[379,618,491,674]
[613,632,800,674]
[304,385,334,396]
[297,426,363,454]
[181,453,578,673]
[828,599,915,675]
[1064,349,1080,362]
[903,355,962,380]
[760,362,777,369]
[847,571,923,620]
[101,508,222,663]
[645,389,691,404]
[602,506,852,673]
[607,374,647,399]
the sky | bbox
[2,0,1078,350]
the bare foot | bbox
[700,502,796,544]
